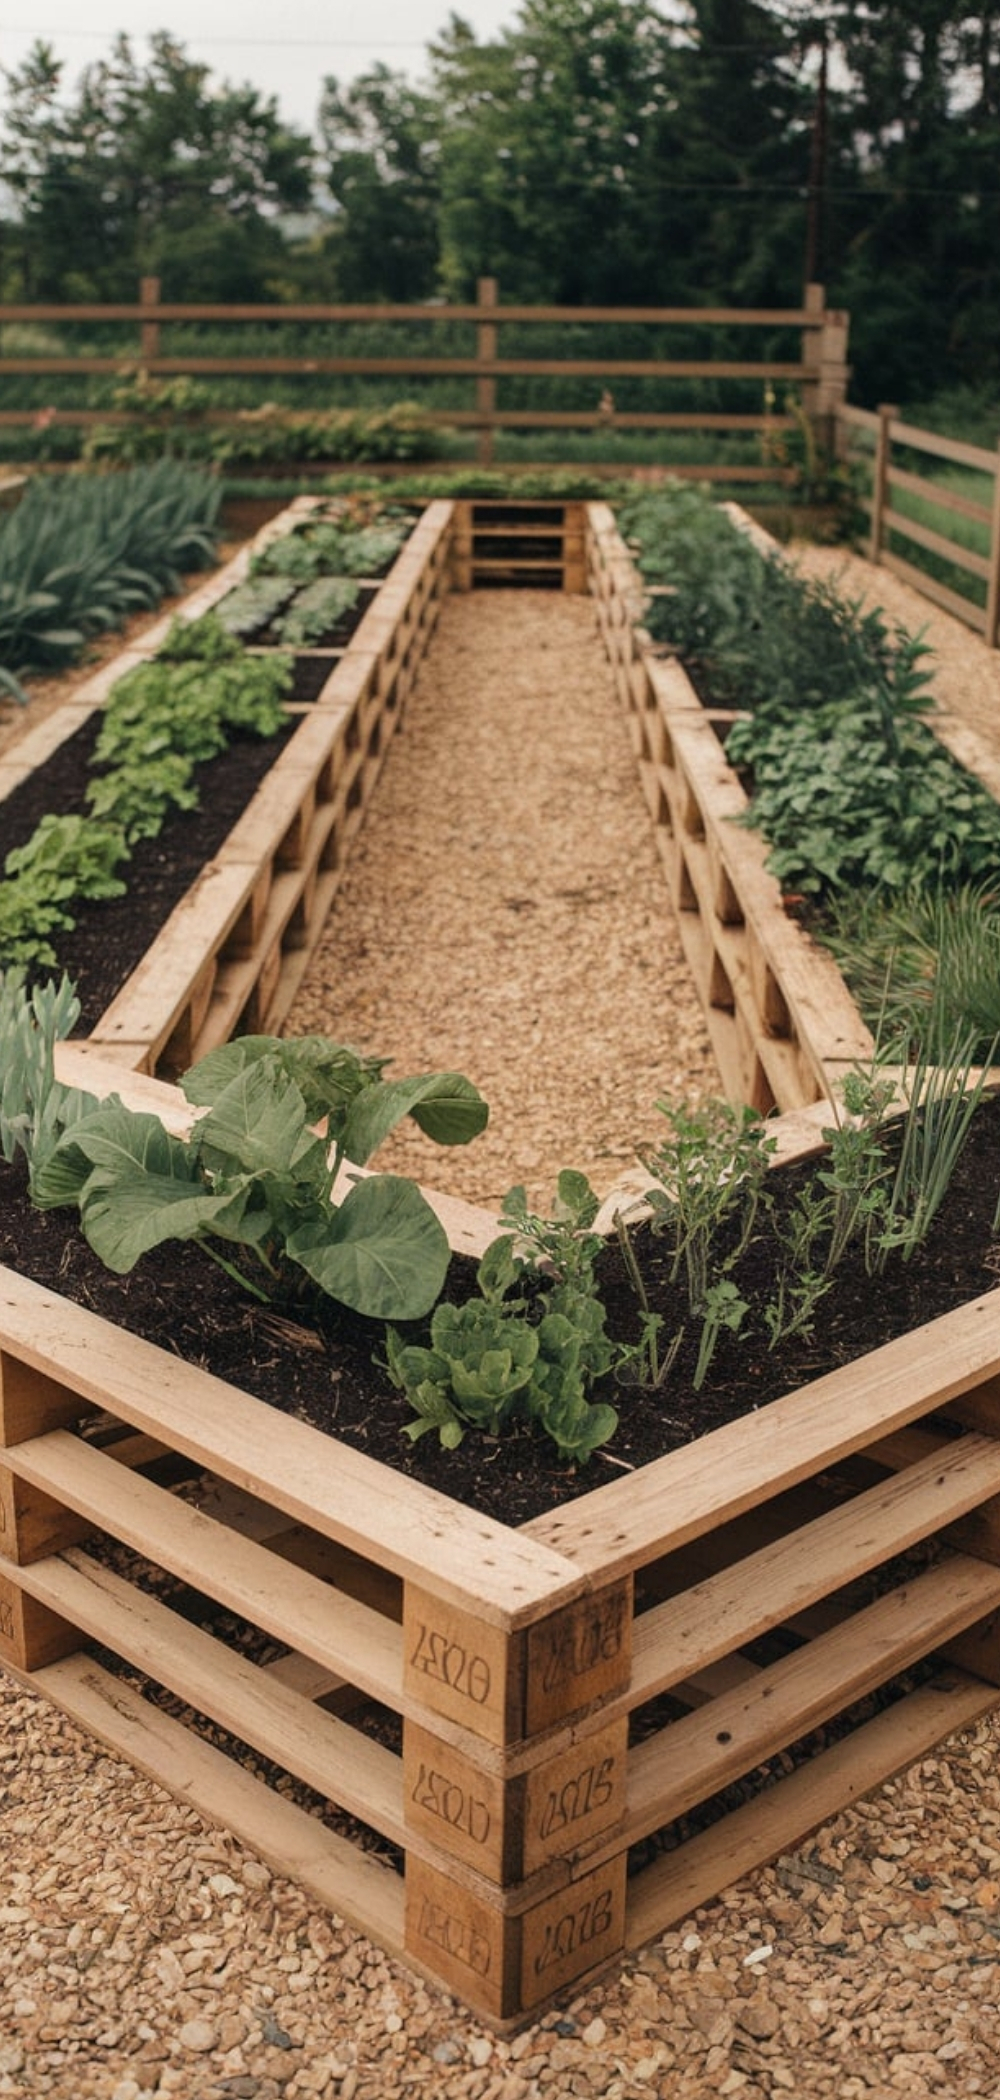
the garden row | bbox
[1,494,451,1075]
[3,493,1000,2026]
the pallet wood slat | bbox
[13,1653,407,1951]
[4,1429,403,1706]
[624,1667,998,1950]
[625,1555,1000,1847]
[628,1433,1000,1704]
[13,1546,408,1843]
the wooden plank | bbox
[0,1267,580,1627]
[628,1435,1000,1707]
[15,1653,405,1952]
[0,300,818,325]
[880,549,986,631]
[524,1286,1000,1581]
[624,1555,1000,1848]
[889,418,999,476]
[625,1668,998,1950]
[887,461,992,527]
[882,500,991,580]
[6,1429,403,1707]
[14,1547,407,1845]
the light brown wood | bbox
[525,1286,1000,1584]
[19,1653,406,1952]
[624,1667,998,1950]
[0,1272,581,1626]
[15,1546,407,1844]
[628,1433,1000,1705]
[6,1429,403,1706]
[624,1555,1000,1847]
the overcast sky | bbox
[2,3,523,135]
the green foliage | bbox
[0,816,129,967]
[0,463,221,679]
[83,400,443,470]
[620,481,1000,912]
[640,1096,776,1311]
[0,968,97,1175]
[215,575,296,639]
[1,32,313,304]
[32,1034,488,1324]
[821,883,1000,1061]
[0,613,290,970]
[252,519,411,583]
[385,1171,620,1463]
[277,577,362,646]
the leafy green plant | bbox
[215,574,296,639]
[870,1023,998,1268]
[0,816,130,966]
[0,968,97,1174]
[277,577,361,646]
[83,399,442,469]
[0,462,221,682]
[252,518,410,584]
[31,1034,488,1324]
[640,1096,775,1310]
[0,614,291,970]
[821,882,1000,1060]
[385,1173,620,1463]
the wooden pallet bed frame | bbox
[3,1055,1000,2024]
[4,495,1000,2023]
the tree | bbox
[0,34,315,301]
[317,67,442,300]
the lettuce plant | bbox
[31,1034,488,1324]
[385,1175,620,1464]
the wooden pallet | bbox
[3,1061,1000,2024]
[451,500,588,592]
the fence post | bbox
[985,437,1000,650]
[139,276,161,379]
[476,276,498,467]
[800,281,824,427]
[868,403,897,566]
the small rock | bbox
[178,2018,219,2053]
[433,2039,463,2064]
[582,2018,607,2047]
[737,1995,781,2041]
[468,2036,493,2067]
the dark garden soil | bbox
[1,713,294,1031]
[2,1094,999,1528]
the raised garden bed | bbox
[3,1051,1000,2026]
[0,497,452,1078]
[5,497,1000,2024]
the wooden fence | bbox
[835,401,1000,646]
[0,276,849,480]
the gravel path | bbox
[5,553,1000,2099]
[286,589,719,1210]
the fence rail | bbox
[0,276,849,477]
[835,401,1000,646]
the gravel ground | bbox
[286,589,719,1211]
[4,549,1000,2099]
